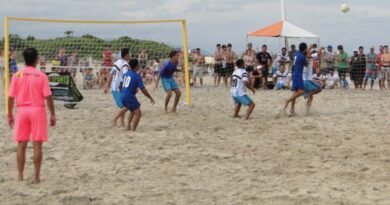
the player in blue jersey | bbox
[155,50,182,113]
[118,59,155,131]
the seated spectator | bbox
[272,64,289,90]
[325,68,340,89]
[83,68,96,89]
[98,68,108,88]
[251,65,263,89]
[312,68,326,88]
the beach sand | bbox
[1,76,390,205]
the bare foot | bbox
[18,174,23,181]
[32,176,40,184]
[233,115,242,118]
[171,109,177,113]
[289,110,296,117]
[120,121,125,127]
[111,120,117,127]
[164,109,168,114]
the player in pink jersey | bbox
[8,48,56,184]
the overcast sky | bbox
[1,0,390,54]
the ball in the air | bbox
[341,3,350,13]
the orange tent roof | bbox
[247,21,284,37]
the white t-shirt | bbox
[303,60,313,81]
[274,53,290,68]
[152,62,160,72]
[231,68,249,97]
[110,59,129,91]
[273,70,289,85]
[325,73,339,88]
[312,73,325,81]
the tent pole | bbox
[281,0,286,21]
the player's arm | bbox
[155,75,160,89]
[141,88,155,105]
[244,80,255,94]
[104,70,114,94]
[7,97,15,128]
[46,96,56,126]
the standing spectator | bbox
[83,68,96,89]
[192,48,205,87]
[363,47,377,90]
[213,44,224,87]
[311,44,320,71]
[242,43,257,73]
[288,44,297,71]
[152,58,160,83]
[377,45,385,90]
[57,48,68,73]
[256,44,273,89]
[138,48,148,69]
[102,47,113,67]
[320,45,336,75]
[381,45,390,89]
[68,50,79,79]
[0,50,4,78]
[356,46,367,89]
[336,45,348,85]
[273,47,290,72]
[224,43,237,87]
[9,50,18,81]
[39,55,46,72]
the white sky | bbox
[1,0,390,54]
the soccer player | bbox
[118,59,155,131]
[231,59,255,120]
[7,48,56,184]
[104,48,130,126]
[155,50,182,113]
[284,43,320,115]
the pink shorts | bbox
[14,107,48,142]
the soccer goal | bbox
[3,16,191,114]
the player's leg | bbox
[284,90,304,110]
[172,89,181,112]
[17,142,28,181]
[164,91,172,113]
[245,102,255,120]
[113,107,128,127]
[131,108,142,131]
[233,103,242,118]
[32,142,43,184]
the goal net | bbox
[3,17,191,113]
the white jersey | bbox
[231,68,249,97]
[274,53,290,68]
[325,73,339,88]
[110,59,129,91]
[273,70,289,85]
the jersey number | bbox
[123,76,132,88]
[232,78,238,87]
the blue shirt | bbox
[10,59,18,74]
[121,70,145,100]
[293,51,307,78]
[160,60,177,78]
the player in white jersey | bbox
[231,59,256,120]
[104,48,130,126]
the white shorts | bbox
[193,66,204,78]
[382,67,390,79]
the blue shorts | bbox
[161,77,179,92]
[122,96,141,112]
[303,80,321,98]
[112,91,123,108]
[291,76,304,91]
[232,95,253,106]
[364,70,376,81]
[276,82,286,90]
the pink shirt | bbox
[9,66,52,107]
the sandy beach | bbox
[1,76,390,205]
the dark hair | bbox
[262,44,267,48]
[23,47,39,66]
[299,43,307,52]
[222,45,227,48]
[291,44,296,49]
[337,45,343,50]
[227,43,232,47]
[216,44,221,47]
[282,47,286,50]
[169,50,178,58]
[154,57,160,63]
[312,43,317,48]
[129,59,139,69]
[359,46,364,49]
[236,59,244,68]
[121,48,130,58]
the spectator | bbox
[325,68,340,89]
[363,47,377,90]
[250,65,263,89]
[311,44,320,71]
[98,68,108,89]
[152,58,160,83]
[83,68,96,89]
[57,48,68,73]
[273,47,290,71]
[288,44,297,71]
[242,43,257,73]
[138,48,148,69]
[336,45,348,84]
[192,48,205,87]
[39,55,46,72]
[312,68,326,88]
[273,64,289,90]
[213,44,224,87]
[381,45,390,89]
[320,45,336,75]
[377,45,385,90]
[9,50,18,79]
[69,50,79,79]
[0,50,4,78]
[256,44,272,89]
[102,47,113,67]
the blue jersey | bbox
[160,60,177,78]
[121,70,145,101]
[293,51,307,78]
